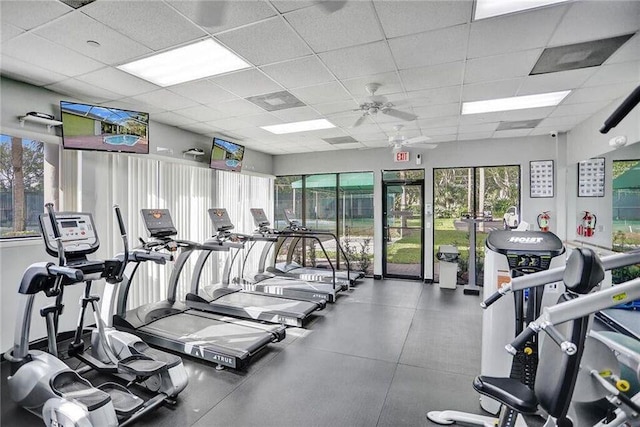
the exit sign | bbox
[395,151,409,162]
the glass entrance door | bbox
[383,181,424,279]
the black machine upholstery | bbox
[474,247,605,425]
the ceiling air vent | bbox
[322,136,359,145]
[496,119,542,131]
[245,91,305,112]
[530,33,635,75]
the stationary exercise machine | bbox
[108,208,286,370]
[184,207,325,327]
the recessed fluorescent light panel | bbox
[118,39,250,87]
[474,0,569,20]
[462,91,571,115]
[262,119,335,134]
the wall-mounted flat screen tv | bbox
[60,101,149,154]
[210,137,244,172]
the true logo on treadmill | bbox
[508,237,544,244]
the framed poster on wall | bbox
[578,157,605,197]
[530,160,554,198]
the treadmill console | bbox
[141,209,177,238]
[250,208,270,228]
[208,208,234,232]
[283,208,303,228]
[39,212,100,257]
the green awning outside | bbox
[291,173,374,192]
[613,164,640,189]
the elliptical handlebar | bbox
[45,203,66,267]
[113,205,129,282]
[131,250,172,264]
[47,265,84,282]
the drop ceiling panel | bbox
[285,2,383,52]
[457,131,494,141]
[216,98,268,116]
[417,116,459,129]
[399,61,464,91]
[461,79,522,102]
[291,82,352,104]
[166,0,277,34]
[458,111,504,125]
[173,105,226,122]
[318,41,396,80]
[562,82,638,104]
[130,89,198,111]
[493,129,532,138]
[179,122,223,134]
[389,24,468,69]
[168,80,238,104]
[499,106,555,121]
[539,114,591,129]
[34,12,152,64]
[342,72,402,97]
[516,68,596,96]
[272,1,316,14]
[82,1,206,51]
[412,103,460,119]
[108,98,165,114]
[428,134,456,143]
[458,122,499,133]
[0,0,71,31]
[313,100,359,115]
[0,55,68,86]
[210,69,284,97]
[45,78,123,103]
[468,6,565,58]
[607,33,640,64]
[548,101,607,117]
[406,86,461,107]
[549,1,640,46]
[76,67,159,97]
[1,23,24,42]
[207,117,250,131]
[271,106,322,121]
[216,18,311,66]
[374,0,472,39]
[260,56,335,89]
[238,113,283,127]
[2,33,104,77]
[151,111,198,127]
[464,49,542,84]
[583,61,640,87]
[425,126,458,136]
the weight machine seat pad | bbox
[473,376,538,414]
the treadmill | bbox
[199,208,343,303]
[110,209,286,370]
[271,208,364,285]
[185,208,325,327]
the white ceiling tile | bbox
[179,122,223,134]
[461,79,522,102]
[216,18,311,66]
[517,68,596,96]
[548,101,608,118]
[211,69,284,97]
[215,98,268,116]
[0,55,68,86]
[468,6,566,58]
[286,2,383,52]
[399,62,464,91]
[355,132,388,142]
[167,1,277,34]
[374,0,472,38]
[319,41,396,80]
[458,122,499,133]
[105,98,165,114]
[314,100,359,115]
[207,117,250,131]
[83,1,207,51]
[348,124,385,135]
[342,73,402,97]
[417,116,459,129]
[173,105,227,122]
[407,86,461,107]
[45,78,123,103]
[1,23,24,43]
[233,126,281,139]
[168,80,239,104]
[335,142,364,150]
[272,1,316,13]
[458,111,504,125]
[0,0,71,31]
[424,126,458,137]
[499,107,555,122]
[583,61,640,87]
[131,89,199,111]
[2,33,104,77]
[76,67,159,97]
[563,82,638,104]
[607,33,640,64]
[389,24,468,69]
[151,111,198,127]
[271,106,321,121]
[413,103,460,119]
[260,56,335,89]
[529,125,569,136]
[550,1,640,46]
[427,134,456,143]
[493,129,532,138]
[291,82,352,104]
[238,113,283,127]
[457,131,494,141]
[34,12,152,64]
[464,49,542,84]
[539,114,591,129]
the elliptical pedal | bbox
[97,383,144,418]
[117,354,167,377]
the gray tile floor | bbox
[0,280,505,426]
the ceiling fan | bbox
[194,1,347,27]
[352,83,418,128]
[388,125,437,150]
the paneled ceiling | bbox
[1,0,639,155]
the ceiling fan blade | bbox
[195,1,226,27]
[404,135,431,145]
[351,114,367,128]
[316,1,347,13]
[382,108,417,122]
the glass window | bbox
[383,169,424,181]
[339,172,374,275]
[1,134,45,238]
[611,159,640,284]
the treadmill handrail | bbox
[279,228,352,277]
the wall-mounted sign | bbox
[394,151,409,162]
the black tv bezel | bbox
[59,101,150,154]
[209,137,245,173]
